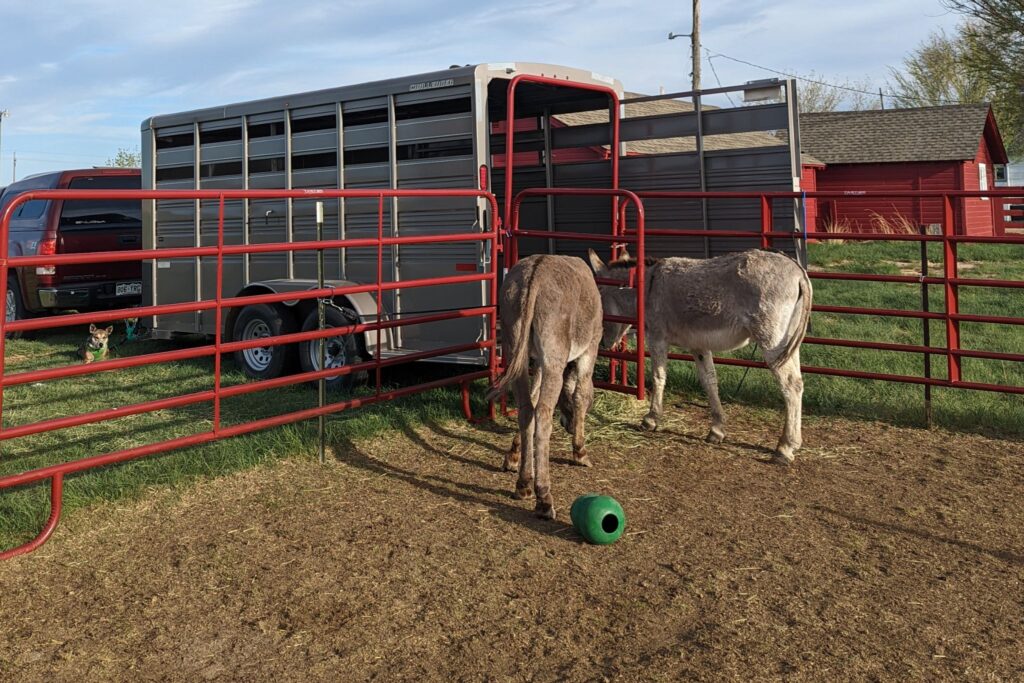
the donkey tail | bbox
[486,278,540,401]
[770,267,813,370]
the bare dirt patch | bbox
[1,399,1023,682]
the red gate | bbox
[0,188,500,560]
[630,189,1024,397]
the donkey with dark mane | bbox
[588,248,812,465]
[489,254,603,519]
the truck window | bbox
[59,175,141,228]
[14,200,48,219]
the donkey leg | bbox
[504,367,543,472]
[694,351,726,443]
[770,350,804,465]
[533,361,565,520]
[569,351,597,467]
[641,339,669,432]
[510,374,536,497]
[558,363,578,435]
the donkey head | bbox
[587,249,636,350]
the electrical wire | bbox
[704,48,737,107]
[705,49,968,107]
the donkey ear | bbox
[105,326,114,335]
[620,246,632,261]
[587,249,607,274]
[89,324,97,333]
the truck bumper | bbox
[37,281,143,310]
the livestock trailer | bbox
[141,62,802,382]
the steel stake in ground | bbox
[316,201,326,465]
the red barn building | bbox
[799,104,1009,235]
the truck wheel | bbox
[5,276,26,339]
[298,306,368,391]
[232,303,297,380]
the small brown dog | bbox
[80,324,114,363]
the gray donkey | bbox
[588,248,812,465]
[488,254,603,519]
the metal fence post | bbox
[942,195,961,384]
[316,200,326,464]
[919,224,932,427]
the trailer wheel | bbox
[232,303,297,380]
[298,306,367,391]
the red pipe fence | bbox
[2,186,1023,561]
[0,188,501,560]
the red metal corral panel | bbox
[814,162,960,234]
[961,137,995,236]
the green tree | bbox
[942,1,1024,157]
[106,147,140,168]
[887,30,993,107]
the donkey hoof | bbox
[535,501,556,520]
[706,429,725,444]
[514,483,534,500]
[573,452,594,468]
[640,415,658,432]
[771,450,795,466]
[502,456,520,472]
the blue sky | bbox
[0,0,962,183]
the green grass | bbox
[0,331,489,550]
[1,238,1022,551]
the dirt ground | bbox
[1,398,1023,682]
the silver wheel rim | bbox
[241,319,274,372]
[308,335,348,375]
[5,288,16,324]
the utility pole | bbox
[0,110,8,184]
[668,0,702,93]
[691,0,701,92]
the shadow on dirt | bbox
[814,504,1024,566]
[329,431,587,544]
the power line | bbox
[704,48,736,106]
[705,49,967,107]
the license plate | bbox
[116,282,142,296]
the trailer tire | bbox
[232,303,297,380]
[298,306,367,392]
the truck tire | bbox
[232,303,297,380]
[5,276,26,339]
[298,306,368,391]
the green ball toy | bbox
[570,494,626,545]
